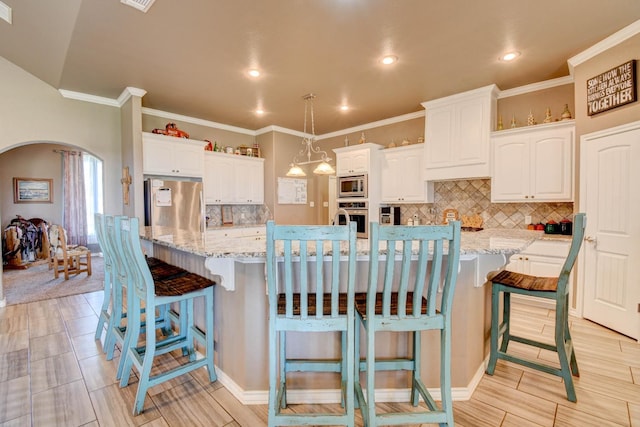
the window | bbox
[83,154,103,244]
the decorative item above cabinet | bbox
[422,84,498,180]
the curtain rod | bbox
[52,149,82,155]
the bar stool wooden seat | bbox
[266,220,357,427]
[355,221,461,427]
[117,216,217,415]
[486,213,586,402]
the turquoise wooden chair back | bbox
[556,213,586,296]
[266,220,357,324]
[118,217,156,301]
[366,221,462,323]
[94,213,112,277]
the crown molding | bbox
[117,87,146,106]
[255,125,305,138]
[58,89,120,107]
[141,107,255,136]
[497,75,574,99]
[568,19,640,72]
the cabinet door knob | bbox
[531,195,535,199]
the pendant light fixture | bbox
[286,94,335,177]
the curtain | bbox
[62,151,88,246]
[83,154,103,245]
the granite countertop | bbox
[142,226,571,259]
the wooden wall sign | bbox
[587,60,637,116]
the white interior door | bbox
[580,121,640,340]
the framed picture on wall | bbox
[13,177,53,203]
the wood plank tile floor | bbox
[0,290,638,426]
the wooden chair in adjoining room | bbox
[486,213,586,402]
[117,216,217,415]
[265,220,358,427]
[48,224,92,280]
[355,221,461,427]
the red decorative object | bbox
[151,123,190,139]
[204,140,214,151]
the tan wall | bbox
[320,117,425,149]
[497,84,575,129]
[0,57,123,219]
[0,144,65,228]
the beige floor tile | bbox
[71,331,105,360]
[0,349,28,383]
[0,304,27,321]
[484,362,524,389]
[32,379,96,426]
[0,414,31,427]
[27,299,60,319]
[501,413,546,427]
[0,314,28,335]
[574,370,640,403]
[137,418,170,427]
[632,367,639,385]
[472,376,557,427]
[29,313,65,338]
[152,378,233,426]
[0,376,30,423]
[89,383,162,426]
[554,403,626,426]
[29,331,72,361]
[31,351,83,394]
[59,301,96,321]
[66,314,99,338]
[630,402,640,427]
[0,332,29,355]
[210,387,267,427]
[78,353,123,392]
[57,294,92,308]
[189,364,223,391]
[451,398,505,426]
[518,370,630,425]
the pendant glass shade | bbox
[313,161,335,175]
[286,164,306,177]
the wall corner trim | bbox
[117,87,147,106]
[568,19,640,72]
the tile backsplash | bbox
[399,178,574,229]
[205,204,271,227]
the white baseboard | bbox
[215,361,488,405]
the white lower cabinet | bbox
[205,152,264,204]
[491,121,574,202]
[380,145,433,203]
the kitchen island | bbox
[141,225,567,404]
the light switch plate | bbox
[309,201,315,207]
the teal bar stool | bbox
[355,221,461,427]
[486,213,586,402]
[266,220,357,427]
[94,213,114,343]
[117,216,217,415]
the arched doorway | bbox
[0,141,104,305]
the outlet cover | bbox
[309,201,315,207]
[525,215,532,225]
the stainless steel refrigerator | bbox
[144,177,204,233]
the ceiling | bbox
[1,1,640,135]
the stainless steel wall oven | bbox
[337,201,368,238]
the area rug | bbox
[2,256,104,305]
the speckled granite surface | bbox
[141,226,570,259]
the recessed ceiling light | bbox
[255,109,264,115]
[381,55,398,65]
[340,105,349,112]
[500,51,521,62]
[248,69,260,78]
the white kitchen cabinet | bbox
[204,152,264,205]
[422,84,498,180]
[333,144,381,176]
[380,145,433,203]
[234,155,264,204]
[143,132,205,177]
[491,121,574,202]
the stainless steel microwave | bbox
[338,174,367,198]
